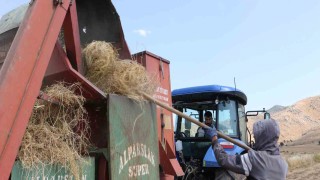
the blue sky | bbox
[1,0,320,110]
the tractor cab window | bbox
[179,108,216,138]
[180,108,198,137]
[217,100,238,137]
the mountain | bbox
[248,96,320,142]
[267,105,287,114]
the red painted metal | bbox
[0,0,182,178]
[160,174,175,180]
[0,0,132,178]
[133,51,174,147]
[165,139,177,159]
[98,156,108,180]
[0,1,72,178]
[44,42,106,100]
[158,141,184,177]
[133,51,184,177]
[63,0,84,74]
[49,44,108,149]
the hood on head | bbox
[253,119,280,155]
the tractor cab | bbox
[172,85,248,174]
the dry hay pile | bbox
[18,82,90,180]
[83,41,157,100]
[286,153,320,170]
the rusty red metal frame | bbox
[63,0,83,75]
[46,42,106,100]
[0,0,183,178]
[159,140,184,177]
[0,0,83,178]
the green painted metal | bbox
[11,157,95,180]
[107,94,159,179]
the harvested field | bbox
[287,163,320,180]
[281,136,320,179]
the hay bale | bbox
[18,82,90,180]
[83,41,118,88]
[83,41,157,100]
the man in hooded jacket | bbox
[205,118,288,180]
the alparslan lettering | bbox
[128,164,149,177]
[118,143,155,174]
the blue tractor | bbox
[172,85,250,179]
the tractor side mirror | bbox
[264,112,270,119]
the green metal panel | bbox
[107,94,159,180]
[11,157,95,180]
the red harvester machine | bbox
[0,0,183,179]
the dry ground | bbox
[287,162,320,180]
[281,140,320,179]
[281,144,320,154]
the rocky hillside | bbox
[268,105,287,114]
[248,96,320,142]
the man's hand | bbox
[204,127,217,141]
